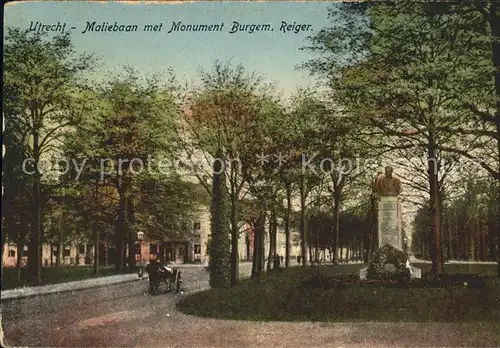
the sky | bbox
[4,1,337,96]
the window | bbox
[78,245,85,254]
[193,222,201,230]
[8,250,15,257]
[149,243,158,254]
[194,244,201,254]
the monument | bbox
[374,166,402,251]
[360,166,421,280]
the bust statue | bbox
[374,166,402,196]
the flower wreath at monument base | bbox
[366,244,411,280]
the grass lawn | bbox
[1,265,136,290]
[177,263,500,323]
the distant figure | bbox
[147,256,169,294]
[280,255,284,263]
[374,166,402,197]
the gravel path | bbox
[2,265,499,347]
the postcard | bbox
[2,1,500,347]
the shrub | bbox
[367,244,410,280]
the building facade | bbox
[3,243,91,267]
[3,211,303,267]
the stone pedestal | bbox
[378,196,402,250]
[360,196,421,280]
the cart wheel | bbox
[175,270,181,293]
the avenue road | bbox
[2,264,498,347]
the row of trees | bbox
[2,29,208,285]
[413,176,498,262]
[302,2,499,276]
[1,27,376,287]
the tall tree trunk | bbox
[272,209,277,267]
[447,212,452,261]
[285,185,292,267]
[470,223,475,261]
[299,176,307,266]
[246,234,250,261]
[16,242,23,287]
[93,180,100,274]
[93,224,100,275]
[50,244,54,267]
[251,222,259,278]
[361,238,365,262]
[464,222,469,260]
[126,194,136,268]
[29,124,42,285]
[360,236,363,261]
[251,219,259,278]
[487,1,500,277]
[454,211,459,260]
[260,218,265,272]
[267,210,275,271]
[481,220,487,261]
[308,235,313,264]
[366,194,377,262]
[428,124,442,275]
[332,190,341,264]
[115,176,126,271]
[1,221,6,288]
[230,174,239,286]
[315,229,320,263]
[57,237,63,267]
[487,207,496,261]
[209,150,231,288]
[353,235,357,262]
[339,238,343,263]
[251,210,266,277]
[123,243,128,269]
[104,239,108,266]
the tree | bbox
[303,3,493,275]
[209,149,232,287]
[281,90,329,266]
[182,61,272,285]
[63,66,180,270]
[431,2,500,275]
[100,68,179,269]
[3,28,95,284]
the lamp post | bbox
[137,231,145,278]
